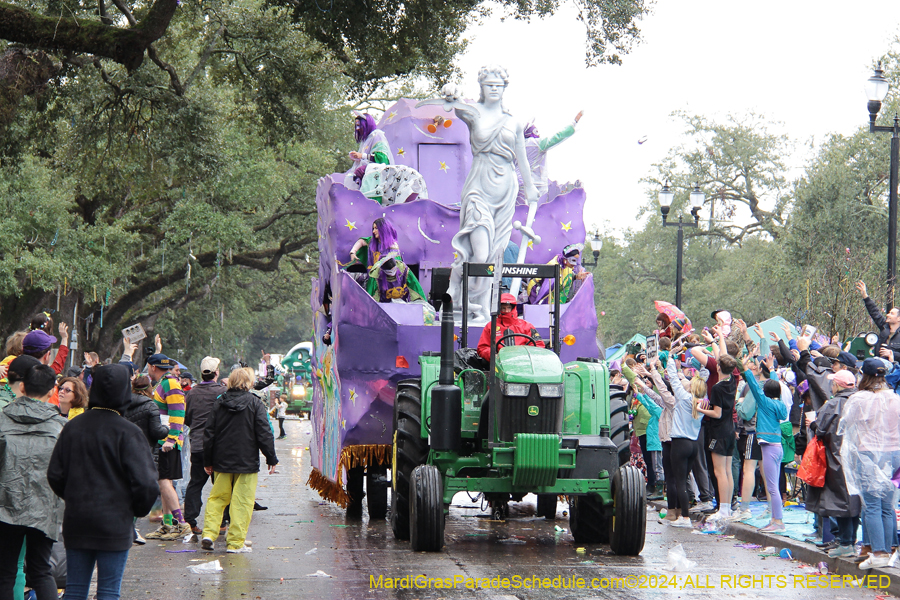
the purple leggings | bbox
[760,442,784,520]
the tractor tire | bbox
[367,466,389,521]
[608,386,631,467]
[390,380,429,541]
[346,467,364,517]
[568,494,609,544]
[536,494,558,519]
[609,465,646,556]
[410,465,445,551]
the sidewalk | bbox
[650,499,900,595]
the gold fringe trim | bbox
[307,468,350,508]
[306,444,393,508]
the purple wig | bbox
[355,114,377,143]
[524,121,539,139]
[369,218,398,264]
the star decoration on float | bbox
[439,161,449,172]
[345,219,357,231]
[341,419,346,430]
[527,240,534,249]
[397,147,405,156]
[349,388,358,404]
[387,111,397,122]
[561,221,572,232]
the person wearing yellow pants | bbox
[199,368,278,553]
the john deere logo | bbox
[528,405,539,416]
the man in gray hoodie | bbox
[0,360,67,600]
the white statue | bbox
[417,65,539,322]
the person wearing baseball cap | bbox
[144,353,188,540]
[833,351,859,373]
[805,368,860,558]
[183,357,228,535]
[476,293,545,362]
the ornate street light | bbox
[866,62,900,309]
[658,181,703,308]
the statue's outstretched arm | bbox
[416,84,480,120]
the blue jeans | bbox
[859,451,900,554]
[64,548,130,600]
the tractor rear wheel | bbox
[609,465,646,556]
[568,494,608,543]
[536,494,558,519]
[367,466,388,521]
[608,385,631,467]
[390,380,428,540]
[410,465,445,551]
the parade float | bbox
[307,85,603,517]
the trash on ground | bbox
[816,561,828,574]
[779,548,793,559]
[734,543,762,549]
[166,549,196,553]
[663,544,697,572]
[306,570,332,578]
[268,546,292,550]
[186,560,223,574]
[305,548,318,555]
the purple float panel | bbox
[377,99,473,207]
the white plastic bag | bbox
[662,544,696,572]
[186,560,223,574]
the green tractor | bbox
[390,262,644,554]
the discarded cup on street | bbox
[663,544,697,572]
[817,562,828,574]
[306,570,332,578]
[779,548,792,559]
[186,560,223,574]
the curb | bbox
[649,501,900,595]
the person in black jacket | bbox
[125,375,169,461]
[857,280,900,361]
[183,356,228,533]
[47,364,159,600]
[200,368,277,554]
[124,375,169,545]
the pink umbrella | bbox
[654,300,685,321]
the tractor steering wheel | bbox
[496,332,539,351]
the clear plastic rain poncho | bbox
[837,388,900,498]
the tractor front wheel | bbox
[568,494,609,543]
[608,385,631,467]
[609,465,646,556]
[410,465,445,551]
[390,380,428,540]
[536,494,558,519]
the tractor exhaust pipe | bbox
[432,294,461,452]
[439,294,454,386]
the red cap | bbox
[500,293,517,305]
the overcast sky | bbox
[454,0,900,238]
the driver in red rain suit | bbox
[477,293,546,361]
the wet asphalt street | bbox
[125,420,893,600]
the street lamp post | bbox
[582,228,603,267]
[866,62,900,310]
[658,182,704,308]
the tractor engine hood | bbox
[495,346,564,384]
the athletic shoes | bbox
[689,501,715,513]
[729,509,753,522]
[828,545,856,558]
[159,522,192,540]
[191,525,202,535]
[144,525,171,539]
[134,529,146,545]
[201,537,214,551]
[227,544,253,553]
[669,516,693,528]
[860,554,891,569]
